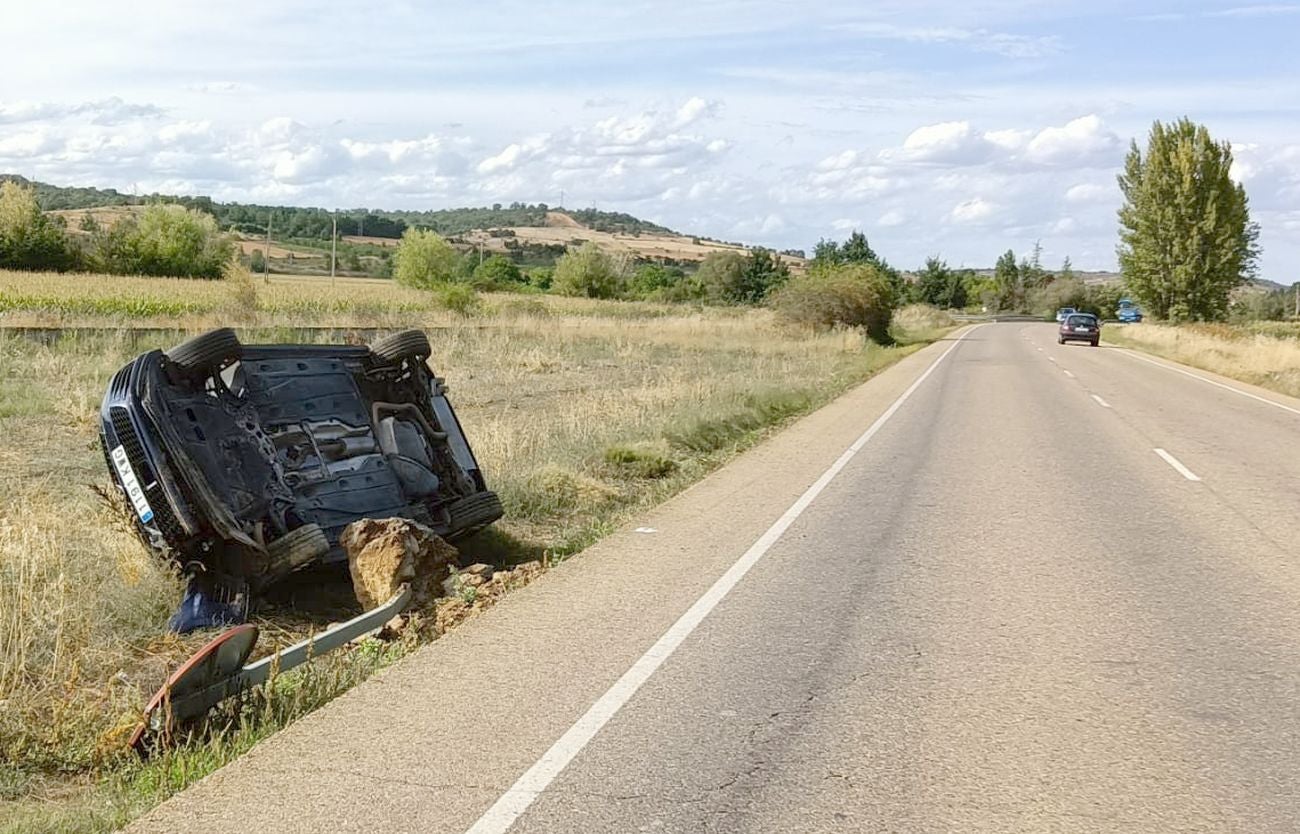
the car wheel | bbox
[443,491,504,541]
[1057,336,1064,344]
[265,523,330,580]
[1091,339,1099,347]
[371,329,432,365]
[165,328,242,379]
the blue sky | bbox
[1,0,1297,277]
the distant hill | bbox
[2,174,676,241]
[3,174,800,270]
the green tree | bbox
[1019,240,1049,289]
[695,251,747,304]
[1059,256,1075,282]
[93,204,233,278]
[915,257,952,306]
[472,254,523,289]
[1118,118,1260,321]
[993,249,1022,311]
[249,248,266,274]
[0,181,76,271]
[947,269,970,310]
[739,248,792,304]
[552,242,623,298]
[394,228,458,288]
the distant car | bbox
[1055,307,1076,323]
[100,328,503,632]
[1116,298,1143,323]
[1059,313,1101,347]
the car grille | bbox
[109,406,186,546]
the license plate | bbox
[110,444,155,523]
[1075,327,1090,332]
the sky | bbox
[1,1,1298,277]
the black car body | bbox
[1058,313,1101,346]
[100,328,502,631]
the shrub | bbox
[0,181,77,271]
[603,444,678,479]
[552,242,624,298]
[472,254,523,290]
[434,282,481,315]
[394,228,457,288]
[93,204,233,279]
[769,262,896,343]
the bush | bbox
[552,242,624,298]
[93,204,233,279]
[434,282,481,315]
[603,444,678,479]
[471,254,523,290]
[0,182,77,271]
[769,263,896,343]
[394,228,458,288]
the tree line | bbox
[0,182,234,278]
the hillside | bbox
[6,174,804,274]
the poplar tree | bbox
[1117,118,1259,321]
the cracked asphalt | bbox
[129,324,1300,833]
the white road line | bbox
[1047,356,1057,363]
[1119,349,1300,417]
[1154,448,1202,481]
[1036,347,1043,352]
[1063,370,1075,379]
[462,327,983,834]
[1091,394,1111,408]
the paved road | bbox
[130,324,1300,833]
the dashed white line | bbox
[462,328,984,834]
[1090,394,1111,408]
[1118,349,1300,417]
[1063,370,1075,379]
[1154,448,1201,481]
[1047,356,1057,363]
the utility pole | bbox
[264,214,272,284]
[1294,281,1298,319]
[330,213,337,283]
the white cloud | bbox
[897,120,988,164]
[1064,183,1111,203]
[840,22,1062,59]
[950,197,996,223]
[0,130,54,157]
[877,209,908,227]
[1024,115,1121,166]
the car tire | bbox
[166,328,242,379]
[443,491,503,541]
[265,523,330,579]
[1090,339,1099,347]
[1057,336,1064,344]
[371,330,431,365]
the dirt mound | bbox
[340,518,458,610]
[544,211,583,228]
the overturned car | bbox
[99,328,502,632]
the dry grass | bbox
[0,269,943,831]
[1105,323,1300,398]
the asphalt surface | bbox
[129,324,1300,833]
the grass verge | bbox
[1104,322,1300,399]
